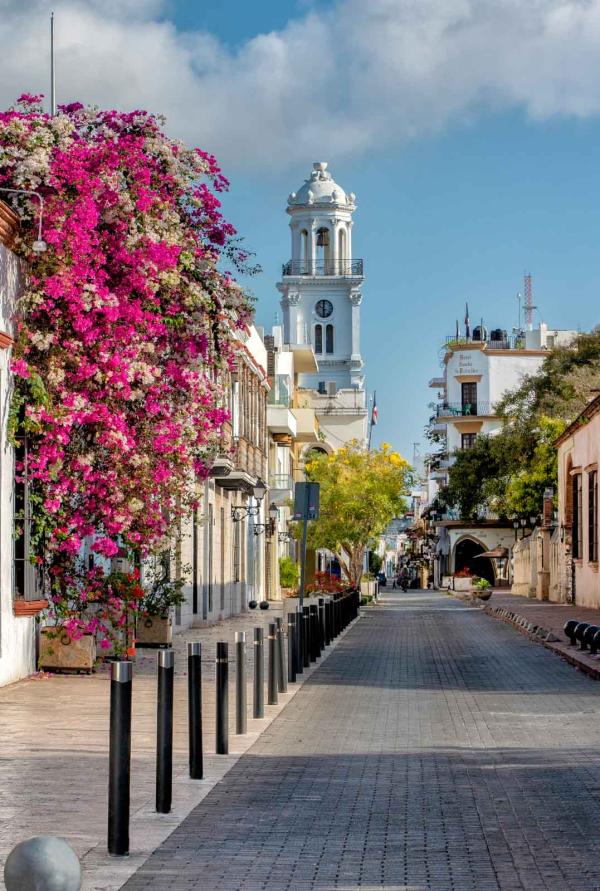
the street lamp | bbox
[0,187,47,252]
[520,517,527,539]
[232,477,268,521]
[512,519,519,542]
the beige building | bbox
[555,395,600,607]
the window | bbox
[233,518,241,583]
[589,470,598,563]
[461,382,477,415]
[314,324,323,353]
[573,473,583,559]
[461,433,477,450]
[14,434,42,601]
[326,324,334,354]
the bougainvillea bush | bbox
[0,95,253,652]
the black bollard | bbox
[309,604,319,661]
[216,642,229,755]
[268,622,278,705]
[108,660,133,856]
[287,613,297,684]
[253,627,264,719]
[156,649,174,814]
[318,597,326,650]
[324,598,331,646]
[295,608,304,675]
[236,631,247,735]
[187,642,203,780]
[276,617,287,694]
[302,607,310,668]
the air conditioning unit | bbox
[326,381,337,396]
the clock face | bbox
[315,299,333,319]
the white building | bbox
[277,162,368,451]
[427,321,578,585]
[0,201,38,685]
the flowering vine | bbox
[0,95,254,651]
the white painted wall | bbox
[0,243,36,686]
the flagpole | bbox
[50,12,56,116]
[368,390,376,450]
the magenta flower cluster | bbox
[0,95,251,647]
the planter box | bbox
[453,577,473,592]
[473,589,492,601]
[39,628,96,673]
[136,616,172,648]
[13,598,47,618]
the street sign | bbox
[293,482,320,521]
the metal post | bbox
[324,598,331,646]
[276,617,287,694]
[236,631,247,735]
[309,604,319,661]
[268,622,278,705]
[156,649,174,814]
[287,612,297,684]
[215,642,229,755]
[302,606,310,667]
[298,485,310,616]
[108,660,132,856]
[295,608,304,675]
[318,598,326,650]
[253,627,264,719]
[187,642,203,780]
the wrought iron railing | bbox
[436,402,493,418]
[444,334,524,350]
[282,259,364,276]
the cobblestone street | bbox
[125,590,600,891]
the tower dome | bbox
[288,162,355,208]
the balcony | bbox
[213,436,266,492]
[282,258,364,277]
[436,402,493,418]
[429,376,446,389]
[267,404,297,437]
[269,472,294,505]
[292,407,320,442]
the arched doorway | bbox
[454,538,495,584]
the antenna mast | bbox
[523,272,536,330]
[50,12,56,116]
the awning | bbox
[474,547,509,559]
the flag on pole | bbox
[465,302,470,340]
[371,393,378,426]
[455,319,459,340]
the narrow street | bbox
[122,591,600,891]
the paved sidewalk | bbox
[124,590,600,891]
[469,590,600,679]
[0,600,341,891]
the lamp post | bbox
[512,520,519,542]
[0,187,48,252]
[520,517,527,539]
[253,502,279,537]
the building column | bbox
[350,290,362,360]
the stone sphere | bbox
[4,836,81,891]
[259,601,270,610]
[248,599,258,609]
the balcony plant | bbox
[1,95,254,659]
[137,560,187,647]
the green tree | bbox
[303,442,411,586]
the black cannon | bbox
[574,622,591,650]
[592,629,600,656]
[564,619,579,645]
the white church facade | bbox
[277,162,368,451]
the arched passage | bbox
[454,537,495,584]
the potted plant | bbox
[452,567,473,591]
[136,563,186,648]
[472,577,492,601]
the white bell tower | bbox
[277,162,365,392]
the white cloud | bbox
[2,0,600,170]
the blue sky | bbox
[2,0,600,461]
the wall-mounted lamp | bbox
[232,478,267,521]
[253,502,279,537]
[0,187,47,252]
